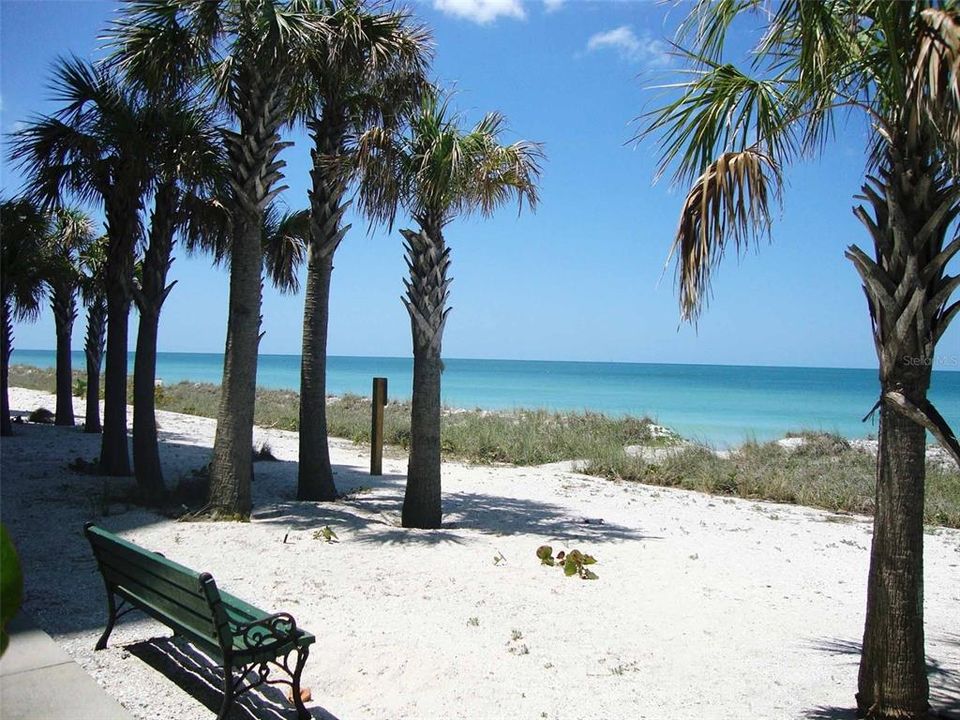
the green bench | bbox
[84,523,315,720]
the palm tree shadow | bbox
[125,636,340,720]
[802,638,960,719]
[253,469,656,547]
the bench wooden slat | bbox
[94,548,212,607]
[87,528,203,593]
[112,585,222,655]
[100,565,216,636]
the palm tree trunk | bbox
[857,366,930,719]
[101,283,131,475]
[298,114,349,502]
[1,298,13,437]
[131,182,177,504]
[208,54,290,520]
[132,309,165,502]
[99,194,139,476]
[405,350,443,528]
[51,285,77,427]
[209,218,262,518]
[400,224,451,529]
[84,297,106,433]
[298,251,337,500]
[848,131,958,718]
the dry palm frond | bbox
[671,148,780,320]
[909,8,960,175]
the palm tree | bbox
[636,3,960,717]
[356,89,543,528]
[0,198,51,437]
[78,237,109,434]
[43,208,96,427]
[109,0,324,519]
[130,98,225,503]
[11,57,160,476]
[289,0,431,501]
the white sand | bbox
[2,386,958,720]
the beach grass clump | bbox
[441,409,666,465]
[8,365,64,393]
[583,438,959,526]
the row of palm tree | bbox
[7,0,543,530]
[638,1,959,717]
[0,199,109,436]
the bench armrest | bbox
[231,612,301,651]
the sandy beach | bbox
[1,386,958,719]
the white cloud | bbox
[543,0,564,12]
[586,25,671,66]
[433,0,525,24]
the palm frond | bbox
[638,55,797,185]
[262,205,308,293]
[9,56,156,207]
[106,0,219,94]
[0,197,52,321]
[180,192,232,265]
[909,8,960,176]
[78,235,110,306]
[355,86,543,229]
[671,149,781,321]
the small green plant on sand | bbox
[72,377,87,398]
[313,526,338,543]
[252,442,277,462]
[536,545,598,580]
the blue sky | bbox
[1,0,957,370]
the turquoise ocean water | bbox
[11,349,960,447]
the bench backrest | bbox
[84,524,233,653]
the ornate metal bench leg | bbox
[291,646,310,720]
[95,592,117,651]
[217,663,235,720]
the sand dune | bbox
[2,386,958,719]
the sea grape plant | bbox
[536,545,598,580]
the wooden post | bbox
[370,377,387,476]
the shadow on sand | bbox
[802,637,960,719]
[1,420,657,719]
[127,637,340,720]
[1,422,653,626]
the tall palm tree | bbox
[43,208,96,427]
[11,57,160,476]
[356,89,543,528]
[0,198,51,437]
[130,98,225,503]
[78,236,109,434]
[636,3,959,717]
[290,0,431,501]
[109,0,324,519]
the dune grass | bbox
[8,364,959,527]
